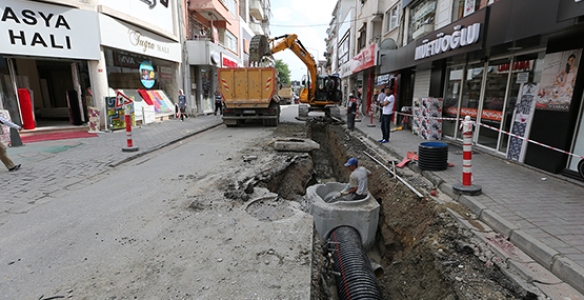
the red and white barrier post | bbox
[117,90,139,152]
[453,116,482,195]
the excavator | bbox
[249,34,342,118]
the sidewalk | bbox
[353,117,584,297]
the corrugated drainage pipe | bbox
[329,226,383,300]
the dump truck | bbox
[277,84,293,104]
[218,67,280,127]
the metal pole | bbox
[363,151,424,198]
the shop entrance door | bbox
[35,60,76,125]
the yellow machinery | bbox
[249,34,342,117]
[218,67,280,127]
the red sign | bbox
[115,91,133,108]
[445,107,502,122]
[222,55,238,68]
[352,44,377,74]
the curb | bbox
[353,125,584,297]
[108,121,224,168]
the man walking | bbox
[379,86,395,143]
[0,116,22,171]
[177,89,188,121]
[214,89,223,116]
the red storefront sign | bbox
[352,44,377,74]
[222,55,238,68]
[445,107,502,122]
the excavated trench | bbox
[258,122,534,300]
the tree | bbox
[275,59,291,85]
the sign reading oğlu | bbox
[0,0,100,60]
[415,23,481,60]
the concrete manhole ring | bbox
[245,196,296,221]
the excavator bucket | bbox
[249,35,271,64]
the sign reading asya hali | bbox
[2,6,72,49]
[0,0,100,60]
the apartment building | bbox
[330,0,584,178]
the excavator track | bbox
[249,35,271,64]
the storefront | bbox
[349,44,378,117]
[0,0,100,130]
[380,0,584,179]
[98,13,181,127]
[186,40,241,115]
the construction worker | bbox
[339,157,371,201]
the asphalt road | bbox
[0,124,313,299]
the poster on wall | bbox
[0,110,12,144]
[507,83,537,161]
[535,49,582,111]
[106,97,135,130]
[140,61,156,89]
[412,97,444,140]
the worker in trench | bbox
[338,157,371,201]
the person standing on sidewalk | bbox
[177,89,188,121]
[214,90,223,116]
[376,87,386,122]
[379,86,395,143]
[346,94,358,131]
[0,116,22,171]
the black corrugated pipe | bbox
[329,226,383,300]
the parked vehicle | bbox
[218,67,280,127]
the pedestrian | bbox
[377,87,386,122]
[177,89,188,121]
[214,89,223,116]
[0,116,22,172]
[379,86,395,143]
[338,157,371,201]
[346,94,357,131]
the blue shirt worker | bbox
[339,157,371,200]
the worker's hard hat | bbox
[344,157,358,167]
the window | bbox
[357,25,366,51]
[221,0,237,17]
[408,0,436,42]
[385,5,399,32]
[224,30,238,53]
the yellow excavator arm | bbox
[249,34,318,101]
[268,35,318,98]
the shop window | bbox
[442,65,464,138]
[477,58,510,149]
[409,0,436,42]
[385,5,399,33]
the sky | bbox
[269,0,337,82]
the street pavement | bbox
[353,115,584,298]
[2,109,584,298]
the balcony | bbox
[250,21,264,35]
[250,0,265,20]
[189,0,230,23]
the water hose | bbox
[329,226,383,300]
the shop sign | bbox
[352,44,377,74]
[222,54,238,68]
[139,61,155,89]
[497,60,533,73]
[0,0,100,60]
[98,0,174,35]
[415,23,481,61]
[339,62,352,78]
[99,14,181,62]
[376,74,390,86]
[158,66,173,80]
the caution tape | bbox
[394,112,584,161]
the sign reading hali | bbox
[0,0,100,59]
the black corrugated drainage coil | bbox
[329,226,383,300]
